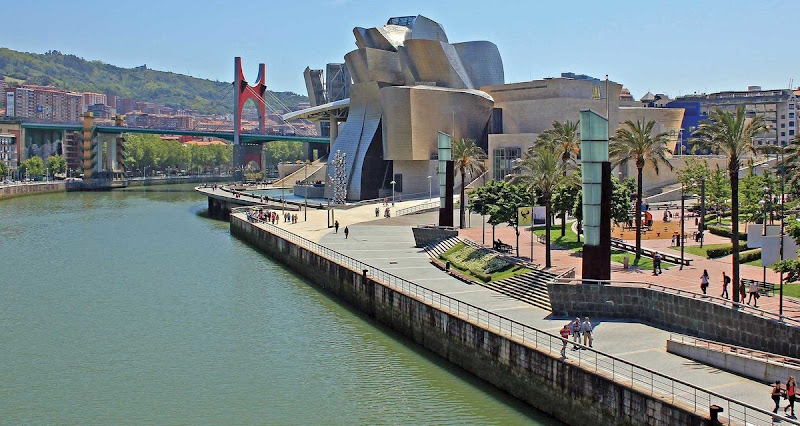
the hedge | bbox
[707,225,748,241]
[706,243,749,258]
[739,248,762,263]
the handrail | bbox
[669,333,800,368]
[554,277,799,327]
[396,200,440,216]
[234,207,798,426]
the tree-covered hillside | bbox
[0,48,308,114]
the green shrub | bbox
[739,248,761,263]
[704,214,717,224]
[706,243,749,258]
[707,225,747,241]
[470,269,492,282]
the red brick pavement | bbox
[459,223,800,321]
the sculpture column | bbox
[580,109,611,281]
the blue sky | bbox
[4,0,799,99]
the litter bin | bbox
[623,256,629,269]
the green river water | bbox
[0,184,556,424]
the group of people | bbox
[771,376,796,418]
[245,209,299,225]
[559,317,594,357]
[700,270,761,307]
[652,253,663,275]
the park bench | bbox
[741,278,776,296]
[493,240,513,254]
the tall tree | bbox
[610,119,673,259]
[692,106,767,303]
[536,120,580,236]
[783,134,800,190]
[45,155,67,175]
[452,138,486,229]
[506,144,570,267]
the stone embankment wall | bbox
[231,216,705,425]
[0,182,66,199]
[127,175,228,187]
[548,283,800,358]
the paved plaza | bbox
[237,197,800,416]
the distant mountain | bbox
[0,48,308,115]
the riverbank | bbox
[0,181,66,200]
[230,213,709,425]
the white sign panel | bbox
[5,91,14,117]
[761,235,799,266]
[747,224,781,248]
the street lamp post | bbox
[390,180,396,207]
[427,175,431,201]
[680,183,685,270]
[779,145,786,318]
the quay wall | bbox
[547,283,800,358]
[127,175,229,187]
[0,182,66,199]
[231,215,706,425]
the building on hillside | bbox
[677,86,798,147]
[0,78,7,108]
[82,92,107,111]
[87,103,113,119]
[4,85,83,122]
[125,112,195,130]
[106,94,118,109]
[118,98,134,114]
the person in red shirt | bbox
[559,324,571,358]
[786,376,796,417]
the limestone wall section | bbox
[0,182,66,199]
[547,283,800,358]
[231,216,706,425]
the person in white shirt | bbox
[581,317,593,348]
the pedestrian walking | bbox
[334,220,339,233]
[571,317,582,350]
[772,381,784,413]
[581,317,593,348]
[344,226,349,239]
[739,279,747,302]
[559,324,571,357]
[375,207,380,217]
[747,280,760,307]
[652,252,662,275]
[700,269,709,294]
[785,376,796,417]
[721,272,730,299]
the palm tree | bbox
[506,144,566,268]
[610,119,673,260]
[692,106,766,304]
[452,138,486,229]
[782,134,800,189]
[536,120,580,236]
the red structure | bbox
[233,57,267,146]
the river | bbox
[0,184,556,424]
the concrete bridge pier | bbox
[207,197,230,220]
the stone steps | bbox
[423,236,462,259]
[484,269,556,311]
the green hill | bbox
[0,48,307,115]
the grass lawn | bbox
[670,243,732,259]
[440,242,531,282]
[743,258,763,267]
[532,224,672,269]
[781,283,800,298]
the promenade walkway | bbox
[237,206,799,420]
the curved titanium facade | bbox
[323,15,504,200]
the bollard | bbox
[709,405,723,424]
[445,261,450,271]
[362,269,368,279]
[623,256,629,269]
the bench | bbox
[741,278,776,296]
[493,241,513,254]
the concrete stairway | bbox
[481,269,556,311]
[423,236,462,259]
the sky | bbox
[4,0,800,100]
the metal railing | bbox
[396,200,440,216]
[554,277,799,327]
[670,333,800,368]
[233,207,797,426]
